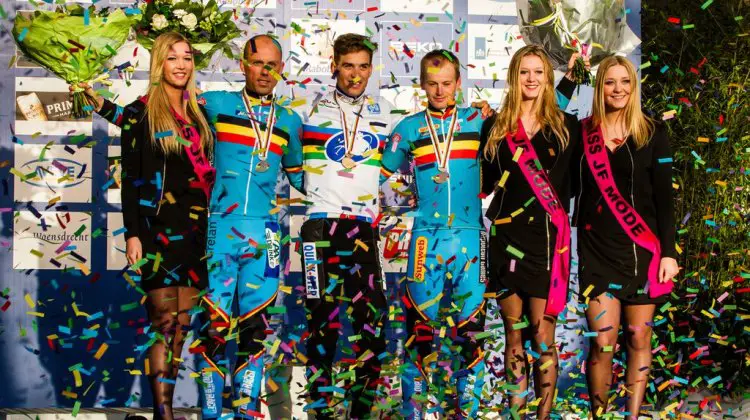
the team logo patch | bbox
[413,236,428,282]
[367,103,381,114]
[264,223,280,278]
[303,242,320,299]
[479,231,488,285]
[324,130,379,163]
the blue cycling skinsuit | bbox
[96,90,303,418]
[196,89,303,419]
[380,105,488,419]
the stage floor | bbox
[1,367,747,419]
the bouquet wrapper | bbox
[13,8,140,84]
[516,0,641,71]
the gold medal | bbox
[341,153,356,169]
[334,93,365,169]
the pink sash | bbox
[581,118,673,298]
[506,120,571,316]
[178,120,215,200]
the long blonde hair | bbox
[146,32,212,157]
[591,55,654,149]
[483,45,569,161]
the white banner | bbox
[13,211,92,271]
[14,144,92,204]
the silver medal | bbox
[433,170,449,184]
[256,159,270,172]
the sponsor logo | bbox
[300,63,331,74]
[303,242,320,299]
[390,41,444,55]
[414,378,423,393]
[462,377,475,406]
[391,133,402,143]
[265,227,280,269]
[474,37,487,59]
[239,369,256,403]
[19,157,87,189]
[32,232,90,243]
[367,103,381,114]
[201,370,217,414]
[479,231,487,285]
[413,236,428,281]
[324,130,379,164]
[383,227,410,260]
[413,379,423,417]
[206,220,217,250]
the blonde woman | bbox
[575,56,678,419]
[107,32,214,420]
[480,45,584,419]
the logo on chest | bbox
[324,130,379,163]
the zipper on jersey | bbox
[242,103,266,215]
[243,158,253,215]
[442,115,452,217]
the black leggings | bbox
[301,218,388,419]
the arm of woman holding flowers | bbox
[71,82,203,128]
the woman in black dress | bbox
[480,45,583,419]
[113,33,214,420]
[575,56,679,419]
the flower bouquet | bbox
[516,0,641,82]
[134,0,241,70]
[13,4,141,119]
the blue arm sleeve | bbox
[281,109,305,194]
[556,76,577,111]
[379,118,412,185]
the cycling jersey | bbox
[380,106,486,232]
[200,90,303,218]
[302,89,393,222]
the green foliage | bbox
[641,0,750,405]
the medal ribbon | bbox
[242,90,276,161]
[424,108,458,171]
[334,92,365,158]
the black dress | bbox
[480,112,581,299]
[116,99,211,292]
[573,122,676,304]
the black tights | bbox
[586,294,656,420]
[145,286,200,420]
[499,294,559,420]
